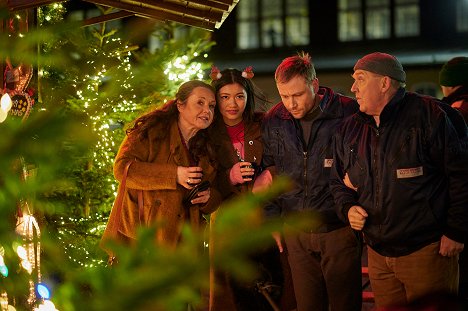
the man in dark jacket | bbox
[259,52,362,311]
[331,52,468,309]
[439,56,468,302]
[440,56,468,123]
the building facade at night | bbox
[210,0,468,102]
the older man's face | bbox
[351,70,387,116]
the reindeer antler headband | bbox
[210,66,255,81]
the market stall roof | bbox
[5,0,239,30]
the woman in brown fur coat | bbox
[102,80,222,251]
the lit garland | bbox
[74,44,137,171]
[65,48,211,267]
[164,53,208,82]
[54,214,107,268]
[37,5,213,269]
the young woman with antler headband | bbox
[207,67,296,311]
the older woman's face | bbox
[178,86,216,130]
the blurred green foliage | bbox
[0,5,317,311]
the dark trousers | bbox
[283,225,362,311]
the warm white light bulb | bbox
[0,109,7,123]
[1,93,12,112]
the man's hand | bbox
[439,235,464,257]
[348,205,368,231]
[252,169,273,193]
[343,172,357,191]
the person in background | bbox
[439,56,468,302]
[330,52,468,309]
[439,56,468,123]
[260,52,362,311]
[208,67,296,311]
[102,80,221,251]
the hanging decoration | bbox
[2,60,34,122]
[1,9,35,123]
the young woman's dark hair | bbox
[211,68,269,124]
[126,80,216,164]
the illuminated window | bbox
[237,0,259,49]
[366,0,390,39]
[286,0,309,46]
[338,0,362,41]
[339,0,420,41]
[457,0,468,32]
[237,0,309,50]
[395,0,420,37]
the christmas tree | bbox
[0,4,293,310]
[36,4,215,269]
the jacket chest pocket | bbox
[344,143,366,189]
[269,127,285,158]
[388,129,423,168]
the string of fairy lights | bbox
[62,49,209,270]
[164,53,208,82]
[56,214,107,268]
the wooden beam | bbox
[182,0,229,11]
[7,0,67,11]
[83,0,216,30]
[210,0,234,5]
[125,0,224,22]
[82,10,135,26]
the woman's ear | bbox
[176,100,183,112]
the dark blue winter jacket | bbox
[262,86,358,232]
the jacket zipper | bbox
[275,129,280,156]
[372,127,382,235]
[303,151,308,210]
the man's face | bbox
[441,85,458,98]
[276,75,318,119]
[351,69,386,116]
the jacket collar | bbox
[442,86,468,104]
[210,116,262,143]
[169,120,190,166]
[277,86,343,120]
[356,87,406,127]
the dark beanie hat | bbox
[354,52,406,83]
[439,56,468,87]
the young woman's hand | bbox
[229,161,254,185]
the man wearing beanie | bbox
[440,56,468,303]
[440,56,468,123]
[330,52,468,309]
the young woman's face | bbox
[178,86,216,130]
[217,83,248,126]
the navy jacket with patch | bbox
[330,88,468,256]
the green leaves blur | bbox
[0,5,319,311]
